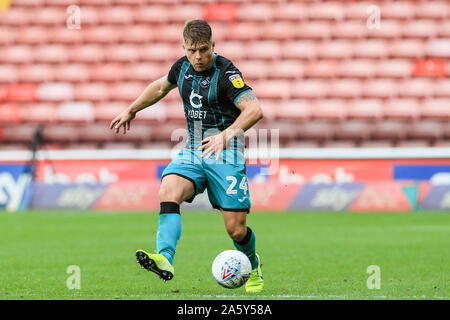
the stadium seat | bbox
[434,140,450,147]
[169,5,204,23]
[164,102,184,122]
[237,60,268,80]
[272,3,306,22]
[434,79,450,97]
[275,100,311,121]
[4,83,37,102]
[296,21,331,39]
[150,123,186,142]
[109,82,146,101]
[402,20,438,39]
[246,41,281,60]
[359,140,395,148]
[203,3,237,22]
[439,21,450,37]
[297,121,335,141]
[19,103,58,123]
[381,1,415,19]
[16,27,49,45]
[425,39,450,58]
[37,82,74,102]
[317,41,352,59]
[328,79,362,98]
[311,99,347,121]
[58,101,94,123]
[93,101,125,122]
[331,21,367,39]
[0,8,30,26]
[389,40,425,59]
[33,7,66,26]
[53,64,90,83]
[270,60,304,80]
[363,79,398,99]
[140,43,183,63]
[291,80,327,99]
[396,140,431,148]
[90,64,125,82]
[139,141,174,150]
[78,123,115,143]
[34,45,69,64]
[304,60,337,78]
[74,83,109,102]
[1,124,40,143]
[283,140,321,149]
[123,63,162,82]
[383,99,420,120]
[10,0,45,7]
[353,40,389,59]
[280,41,317,60]
[413,59,447,77]
[375,60,412,78]
[236,4,272,22]
[322,140,357,149]
[0,65,19,83]
[346,99,383,120]
[133,6,169,24]
[0,27,16,46]
[105,45,140,63]
[114,123,152,143]
[18,64,54,83]
[334,120,373,141]
[372,120,408,140]
[251,80,290,100]
[43,124,80,142]
[337,60,375,78]
[414,1,449,19]
[50,27,84,45]
[260,22,298,41]
[71,6,99,25]
[99,6,134,25]
[398,79,434,98]
[0,103,21,123]
[366,20,402,39]
[82,26,121,44]
[117,25,154,44]
[407,120,444,140]
[0,46,33,64]
[68,45,104,64]
[420,99,450,120]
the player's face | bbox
[183,40,215,72]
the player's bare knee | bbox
[226,225,247,242]
[158,184,183,203]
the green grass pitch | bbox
[0,210,449,300]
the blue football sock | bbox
[233,227,258,270]
[156,202,182,265]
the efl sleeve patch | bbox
[228,74,245,88]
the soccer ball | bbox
[211,250,252,289]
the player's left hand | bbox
[198,132,228,160]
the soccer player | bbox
[110,19,264,293]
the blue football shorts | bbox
[161,147,251,213]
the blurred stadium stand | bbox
[0,0,449,150]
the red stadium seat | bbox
[420,99,450,120]
[93,101,124,122]
[337,60,375,79]
[345,2,373,19]
[272,3,306,22]
[415,1,449,19]
[311,99,346,121]
[280,41,317,60]
[1,124,40,143]
[214,42,247,61]
[140,43,183,63]
[0,65,19,83]
[307,2,345,20]
[425,39,450,58]
[396,140,431,148]
[114,123,152,143]
[124,63,162,82]
[383,99,420,120]
[317,41,352,59]
[4,83,37,102]
[291,80,327,99]
[33,7,67,26]
[367,20,402,39]
[34,45,69,64]
[304,60,337,78]
[49,27,84,45]
[43,124,80,142]
[407,121,443,140]
[0,27,17,46]
[75,6,100,25]
[297,121,335,141]
[346,99,383,120]
[413,59,447,77]
[0,103,21,123]
[439,21,450,37]
[283,141,320,149]
[322,140,357,149]
[151,24,183,43]
[82,26,121,44]
[118,25,154,44]
[331,21,367,39]
[165,102,184,122]
[74,83,110,102]
[18,64,54,83]
[375,60,412,78]
[237,61,268,80]
[19,103,58,123]
[53,64,90,83]
[360,140,395,148]
[203,3,237,22]
[11,0,45,7]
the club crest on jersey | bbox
[229,74,244,88]
[189,90,203,109]
[200,77,210,88]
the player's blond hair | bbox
[183,19,213,45]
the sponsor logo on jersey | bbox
[200,77,210,88]
[229,74,244,88]
[189,90,203,109]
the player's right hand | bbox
[109,109,136,134]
